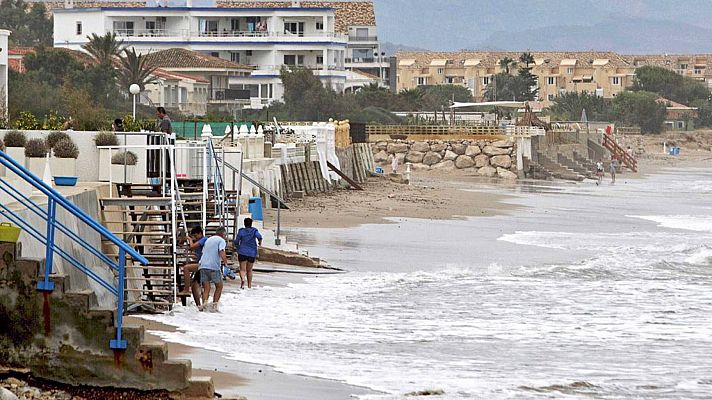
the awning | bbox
[399,59,416,66]
[592,59,609,66]
[430,59,448,67]
[464,59,481,67]
[560,59,578,66]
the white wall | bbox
[0,30,9,119]
[53,12,106,47]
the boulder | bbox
[465,145,481,157]
[375,141,389,151]
[410,163,430,171]
[491,139,514,148]
[430,143,447,153]
[374,150,389,164]
[0,388,18,400]
[443,150,458,161]
[395,153,406,165]
[474,154,490,168]
[490,154,512,169]
[411,141,431,152]
[483,145,511,156]
[387,142,409,154]
[497,167,518,180]
[405,151,425,164]
[451,143,467,155]
[431,160,455,171]
[477,165,497,177]
[454,155,475,169]
[422,151,442,166]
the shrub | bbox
[53,138,79,158]
[4,130,27,147]
[13,111,41,130]
[46,131,70,149]
[43,111,66,131]
[94,131,119,147]
[111,151,138,165]
[25,138,48,158]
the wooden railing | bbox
[616,126,642,135]
[365,125,505,136]
[602,134,637,172]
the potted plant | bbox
[51,138,79,177]
[4,130,27,166]
[25,138,48,177]
[111,151,138,183]
[46,131,70,151]
[95,131,119,181]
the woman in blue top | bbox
[234,218,262,289]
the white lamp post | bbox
[126,84,141,184]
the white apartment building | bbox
[53,4,350,102]
[0,30,9,119]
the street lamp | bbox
[126,84,140,184]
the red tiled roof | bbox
[143,48,252,70]
[152,68,210,83]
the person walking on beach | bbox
[234,218,262,289]
[595,160,604,185]
[199,227,228,311]
[180,226,208,306]
[610,158,618,184]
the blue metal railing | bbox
[0,151,149,350]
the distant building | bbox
[0,30,10,119]
[50,0,385,102]
[395,51,636,107]
[625,54,712,88]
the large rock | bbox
[483,145,511,156]
[387,142,409,154]
[451,143,467,155]
[431,160,455,171]
[430,143,447,153]
[0,388,18,400]
[405,151,425,164]
[422,151,442,166]
[395,153,405,165]
[491,139,514,148]
[477,165,497,177]
[443,150,458,161]
[410,163,431,171]
[411,141,431,152]
[375,141,388,151]
[490,154,512,169]
[374,150,389,164]
[454,155,475,169]
[497,167,518,180]
[474,154,490,168]
[465,145,481,157]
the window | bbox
[417,77,427,85]
[612,76,621,85]
[284,22,305,36]
[145,21,156,35]
[548,94,555,101]
[199,19,218,35]
[679,63,688,70]
[231,18,240,31]
[230,52,240,63]
[356,28,369,37]
[316,55,324,65]
[284,55,304,66]
[113,21,135,36]
[695,68,703,75]
[567,67,574,74]
[246,50,252,56]
[547,76,556,85]
[482,76,490,85]
[316,21,324,30]
[76,21,82,35]
[210,52,220,58]
[437,68,444,74]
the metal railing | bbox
[0,152,149,350]
[348,35,378,42]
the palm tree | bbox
[499,57,515,74]
[519,52,535,69]
[83,32,124,66]
[118,48,158,93]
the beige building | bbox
[624,54,712,88]
[395,51,636,107]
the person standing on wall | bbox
[234,218,262,289]
[156,107,175,176]
[199,227,228,311]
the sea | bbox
[142,167,712,399]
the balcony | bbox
[252,64,345,72]
[114,28,187,38]
[348,35,378,42]
[111,29,348,42]
[209,88,250,102]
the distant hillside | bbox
[379,41,427,56]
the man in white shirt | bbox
[198,227,228,310]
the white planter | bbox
[99,148,112,181]
[6,147,25,167]
[111,164,136,184]
[26,157,46,178]
[51,158,77,177]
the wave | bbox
[630,215,712,233]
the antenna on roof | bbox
[64,0,74,9]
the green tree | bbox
[83,32,124,66]
[611,90,667,134]
[517,52,538,100]
[633,65,710,105]
[0,0,52,47]
[548,92,612,121]
[420,84,472,110]
[484,73,535,101]
[118,48,158,92]
[354,83,395,110]
[498,57,515,74]
[397,88,425,111]
[518,52,535,69]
